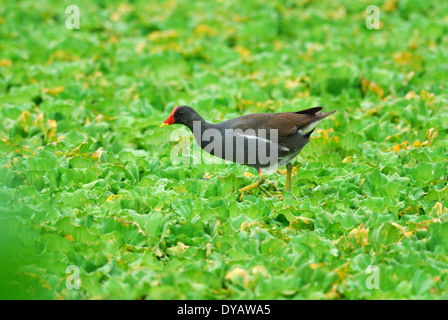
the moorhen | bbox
[161,106,336,199]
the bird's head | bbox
[161,105,198,127]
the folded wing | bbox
[230,107,336,143]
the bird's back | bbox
[201,107,336,171]
[227,107,335,143]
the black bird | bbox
[161,106,336,199]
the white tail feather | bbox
[298,119,321,135]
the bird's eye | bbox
[178,110,183,115]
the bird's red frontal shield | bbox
[161,106,178,127]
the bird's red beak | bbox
[161,106,178,128]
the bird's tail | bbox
[299,109,336,135]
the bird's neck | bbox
[185,112,217,147]
[185,112,214,132]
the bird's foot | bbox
[258,185,273,197]
[238,187,281,201]
[279,193,298,201]
[266,181,279,191]
[259,186,286,200]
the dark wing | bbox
[230,107,336,143]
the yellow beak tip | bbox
[160,123,169,128]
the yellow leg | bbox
[239,170,267,200]
[285,163,292,193]
[239,174,265,192]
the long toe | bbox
[258,185,273,197]
[280,193,298,201]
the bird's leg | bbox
[285,162,293,193]
[264,181,282,197]
[239,169,269,200]
[279,162,298,201]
